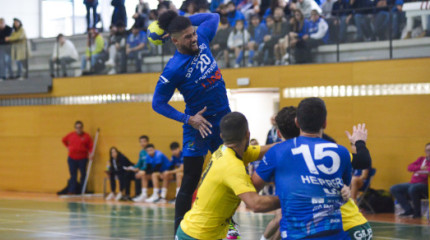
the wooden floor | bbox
[0,191,429,239]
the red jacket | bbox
[62,132,93,160]
[408,156,430,184]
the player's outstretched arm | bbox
[346,123,372,169]
[189,13,219,42]
[251,173,268,193]
[238,191,280,213]
[257,143,277,160]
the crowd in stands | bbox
[1,0,430,79]
[0,18,29,80]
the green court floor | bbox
[0,199,428,239]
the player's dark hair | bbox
[220,112,248,144]
[426,142,430,147]
[145,143,155,149]
[75,120,83,127]
[170,141,180,150]
[158,10,192,35]
[109,146,121,159]
[139,135,149,141]
[276,106,299,140]
[297,97,327,134]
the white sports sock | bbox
[176,187,180,196]
[260,236,268,240]
[141,188,147,195]
[161,188,167,198]
[153,188,159,197]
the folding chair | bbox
[357,168,377,214]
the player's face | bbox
[175,26,199,55]
[75,123,83,135]
[146,147,155,157]
[171,148,181,157]
[140,139,148,148]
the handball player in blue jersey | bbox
[151,10,231,232]
[253,98,352,240]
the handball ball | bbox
[147,21,168,45]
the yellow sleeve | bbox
[224,164,256,196]
[243,145,261,165]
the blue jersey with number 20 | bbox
[256,136,352,240]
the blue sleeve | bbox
[141,31,148,44]
[189,13,220,43]
[152,66,190,124]
[341,148,352,186]
[255,148,277,182]
[298,20,309,38]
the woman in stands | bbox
[5,18,29,80]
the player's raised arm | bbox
[189,13,220,43]
[152,80,189,124]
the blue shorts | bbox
[182,108,230,157]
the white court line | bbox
[0,207,174,223]
[0,227,135,240]
[369,219,429,227]
[373,237,410,240]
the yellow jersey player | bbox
[176,112,280,240]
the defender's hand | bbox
[188,107,213,138]
[341,185,351,201]
[345,123,368,145]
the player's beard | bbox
[180,41,199,55]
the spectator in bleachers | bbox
[332,0,353,43]
[247,14,268,66]
[295,0,322,19]
[5,18,29,80]
[350,168,371,202]
[107,22,127,74]
[373,0,390,40]
[49,34,79,78]
[322,0,336,19]
[296,10,329,63]
[228,19,250,68]
[236,0,261,21]
[210,0,225,13]
[105,147,135,201]
[148,10,158,26]
[111,0,127,27]
[133,0,150,29]
[271,7,291,65]
[390,143,430,218]
[262,0,288,20]
[352,0,373,42]
[125,24,149,73]
[158,0,177,14]
[0,18,12,80]
[391,0,404,39]
[259,0,272,18]
[257,7,289,65]
[182,1,199,16]
[84,0,98,30]
[81,28,104,72]
[210,16,231,67]
[226,1,247,27]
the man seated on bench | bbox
[162,141,184,203]
[143,144,172,203]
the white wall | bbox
[0,0,40,38]
[229,89,280,145]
